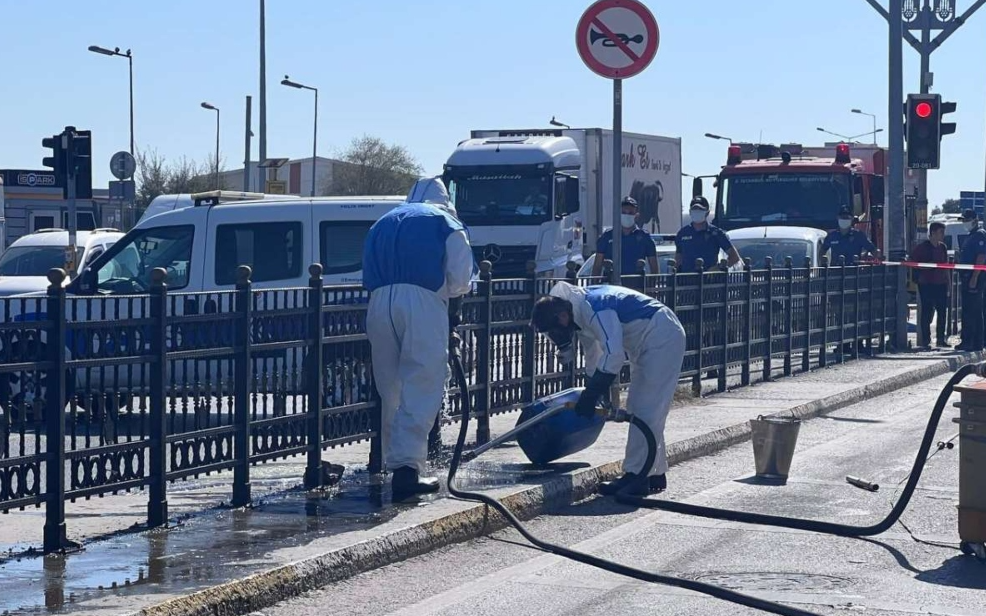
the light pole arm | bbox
[862,0,923,51]
[932,0,986,49]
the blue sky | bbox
[1,0,984,210]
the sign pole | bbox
[612,78,623,280]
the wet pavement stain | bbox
[0,454,546,614]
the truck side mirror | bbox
[78,268,96,293]
[870,175,885,206]
[692,177,703,198]
[564,175,580,215]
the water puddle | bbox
[0,452,551,614]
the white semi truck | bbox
[443,128,682,277]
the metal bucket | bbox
[750,414,801,483]
[516,388,606,466]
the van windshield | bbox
[90,225,194,293]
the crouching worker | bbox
[531,282,686,495]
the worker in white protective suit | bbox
[531,282,685,495]
[363,177,474,500]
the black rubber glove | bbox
[574,370,617,418]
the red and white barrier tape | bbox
[890,261,986,272]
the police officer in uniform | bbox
[822,207,875,266]
[591,197,659,277]
[957,209,986,351]
[674,196,740,273]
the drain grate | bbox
[687,571,853,594]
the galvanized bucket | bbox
[750,414,801,483]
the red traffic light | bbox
[915,102,933,118]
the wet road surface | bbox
[264,373,986,616]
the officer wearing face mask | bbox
[675,196,740,273]
[591,197,659,277]
[957,209,986,351]
[822,207,875,265]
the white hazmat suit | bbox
[549,282,686,477]
[363,178,474,475]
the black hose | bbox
[615,364,979,538]
[445,338,824,616]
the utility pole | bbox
[887,0,905,263]
[259,0,267,182]
[244,95,252,192]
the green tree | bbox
[326,136,423,196]
[135,149,228,211]
[940,198,961,214]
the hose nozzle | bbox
[973,362,986,378]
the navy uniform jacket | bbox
[822,229,874,265]
[596,228,657,274]
[674,223,733,273]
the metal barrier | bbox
[0,258,902,554]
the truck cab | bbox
[443,134,581,278]
[710,142,885,253]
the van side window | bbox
[215,222,303,285]
[319,221,373,275]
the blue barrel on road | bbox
[516,387,607,466]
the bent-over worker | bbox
[531,282,686,495]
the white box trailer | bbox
[444,128,682,277]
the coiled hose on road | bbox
[614,363,983,536]
[445,337,825,616]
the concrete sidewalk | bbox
[0,346,981,616]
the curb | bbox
[126,352,984,616]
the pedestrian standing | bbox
[363,177,475,500]
[592,197,659,278]
[957,209,986,352]
[911,222,951,348]
[674,197,740,273]
[822,206,876,266]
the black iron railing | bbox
[0,258,903,554]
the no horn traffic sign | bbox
[576,0,659,79]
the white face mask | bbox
[838,218,852,230]
[690,210,707,224]
[967,221,978,232]
[620,214,637,228]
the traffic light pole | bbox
[65,131,78,275]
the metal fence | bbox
[0,258,902,554]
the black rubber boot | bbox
[391,466,440,501]
[599,473,667,497]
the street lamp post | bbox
[550,116,571,129]
[88,45,134,156]
[817,127,883,144]
[201,102,220,189]
[704,133,734,143]
[281,75,318,197]
[851,109,878,145]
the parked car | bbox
[727,226,828,270]
[0,228,123,297]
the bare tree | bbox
[135,149,228,211]
[326,135,423,196]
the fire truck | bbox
[700,142,887,253]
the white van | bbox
[76,191,404,293]
[138,191,301,226]
[0,193,405,413]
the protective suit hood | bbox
[407,177,455,215]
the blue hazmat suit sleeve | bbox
[444,229,474,298]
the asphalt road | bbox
[263,373,986,616]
